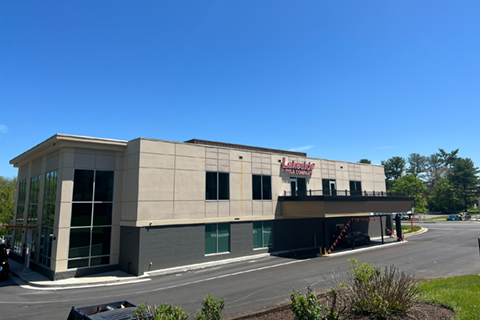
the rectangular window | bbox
[205,172,229,200]
[349,181,362,196]
[205,223,230,254]
[252,175,272,200]
[39,172,57,268]
[13,179,28,254]
[68,169,114,269]
[253,221,273,249]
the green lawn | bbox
[394,225,422,234]
[419,275,480,319]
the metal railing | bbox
[283,189,407,197]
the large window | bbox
[13,180,27,254]
[28,175,41,260]
[205,172,229,200]
[350,181,362,196]
[68,170,114,269]
[253,221,273,249]
[205,223,230,254]
[39,171,57,267]
[252,175,272,200]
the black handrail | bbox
[283,189,408,197]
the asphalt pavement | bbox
[1,221,479,320]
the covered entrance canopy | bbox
[278,192,413,218]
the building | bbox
[9,134,412,280]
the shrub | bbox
[290,286,345,320]
[195,294,225,320]
[342,259,422,319]
[290,287,323,320]
[133,303,190,320]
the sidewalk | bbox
[8,259,149,289]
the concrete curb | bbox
[147,253,271,278]
[404,226,428,238]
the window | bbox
[205,223,230,254]
[205,172,229,200]
[68,169,114,269]
[322,179,337,196]
[252,175,272,200]
[253,221,273,249]
[13,180,27,254]
[27,175,41,260]
[39,170,57,267]
[350,181,362,196]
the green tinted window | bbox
[217,223,230,253]
[263,221,273,247]
[253,221,262,248]
[205,224,217,254]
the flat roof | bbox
[184,139,307,157]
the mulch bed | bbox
[244,302,454,319]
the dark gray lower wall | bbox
[119,226,140,275]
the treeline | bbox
[363,149,479,213]
[0,177,16,235]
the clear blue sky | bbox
[1,1,479,178]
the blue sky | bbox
[1,1,479,178]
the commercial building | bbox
[9,134,412,280]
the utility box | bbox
[67,300,139,320]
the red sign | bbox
[282,158,315,175]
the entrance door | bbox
[330,180,337,196]
[290,178,297,196]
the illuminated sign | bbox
[281,158,315,175]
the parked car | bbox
[3,235,11,249]
[340,231,371,246]
[0,243,9,280]
[459,212,471,220]
[446,215,459,221]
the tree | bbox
[428,177,462,212]
[381,156,406,190]
[424,153,446,190]
[406,153,427,179]
[0,176,16,236]
[438,148,459,168]
[392,175,428,213]
[447,158,479,211]
[359,159,372,164]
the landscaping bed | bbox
[241,301,454,320]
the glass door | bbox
[290,178,297,196]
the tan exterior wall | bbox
[10,134,390,274]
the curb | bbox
[404,226,428,238]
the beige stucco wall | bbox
[133,139,387,227]
[10,134,388,273]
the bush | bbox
[290,287,323,320]
[133,303,190,320]
[290,286,345,320]
[195,294,225,320]
[342,259,422,319]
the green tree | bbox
[406,153,427,179]
[381,157,406,190]
[0,176,16,224]
[447,158,479,211]
[392,175,428,213]
[428,177,462,212]
[424,153,446,190]
[358,159,372,164]
[438,148,459,168]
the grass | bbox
[427,215,449,221]
[419,275,480,319]
[394,225,422,234]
